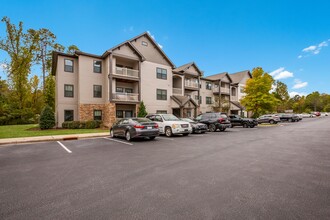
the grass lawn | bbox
[0,124,108,139]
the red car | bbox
[314,112,321,117]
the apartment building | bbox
[52,32,251,127]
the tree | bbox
[39,105,55,129]
[44,75,55,110]
[66,45,79,54]
[304,92,321,112]
[272,80,289,112]
[137,101,148,117]
[240,67,278,117]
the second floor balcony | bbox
[184,80,199,90]
[113,67,139,79]
[220,87,230,94]
[112,92,139,102]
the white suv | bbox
[146,114,192,137]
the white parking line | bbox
[156,137,174,141]
[57,141,72,153]
[103,137,133,145]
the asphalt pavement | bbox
[0,117,329,219]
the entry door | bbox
[125,111,133,118]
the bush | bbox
[39,105,55,130]
[61,120,101,129]
[137,101,148,117]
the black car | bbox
[110,118,159,141]
[195,112,232,132]
[228,114,258,128]
[278,114,300,122]
[180,118,208,134]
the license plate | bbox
[147,126,152,129]
[184,129,188,131]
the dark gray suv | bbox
[195,112,232,132]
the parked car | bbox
[180,118,208,134]
[110,118,159,141]
[278,114,300,122]
[195,112,231,132]
[146,114,192,137]
[299,113,312,118]
[257,114,281,124]
[313,112,321,117]
[229,114,258,128]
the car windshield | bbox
[133,118,152,123]
[181,118,194,123]
[162,114,180,121]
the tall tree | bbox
[44,75,55,110]
[272,80,289,112]
[240,67,278,117]
[304,91,321,112]
[66,45,79,54]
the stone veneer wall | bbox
[79,103,116,128]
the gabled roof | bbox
[230,70,252,84]
[104,41,146,61]
[171,95,198,107]
[104,32,175,67]
[173,62,203,76]
[204,72,232,83]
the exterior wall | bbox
[78,56,106,105]
[79,103,116,128]
[130,36,172,66]
[140,61,173,114]
[199,79,214,113]
[185,65,200,76]
[112,44,140,59]
[55,55,79,127]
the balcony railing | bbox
[173,88,182,95]
[213,86,219,93]
[220,87,230,94]
[185,81,199,88]
[114,67,139,78]
[112,92,139,102]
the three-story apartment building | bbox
[52,32,251,127]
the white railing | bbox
[114,67,139,78]
[220,87,230,94]
[185,80,199,88]
[112,93,139,101]
[172,88,182,95]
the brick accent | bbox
[79,103,116,128]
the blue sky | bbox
[1,0,330,96]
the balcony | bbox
[113,67,139,79]
[213,86,219,93]
[220,87,230,94]
[112,92,139,102]
[173,88,182,95]
[184,80,199,90]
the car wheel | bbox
[182,133,189,136]
[165,127,173,137]
[110,129,115,138]
[243,123,248,128]
[125,131,131,141]
[250,125,255,128]
[209,124,216,132]
[288,118,293,122]
[220,128,226,132]
[149,136,156,140]
[269,120,275,124]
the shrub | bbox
[61,120,101,129]
[39,105,55,130]
[137,101,148,117]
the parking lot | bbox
[1,117,330,219]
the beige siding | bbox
[130,36,171,66]
[185,65,200,76]
[199,79,214,113]
[78,56,106,104]
[140,61,173,114]
[112,44,140,59]
[55,55,79,127]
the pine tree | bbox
[39,105,55,129]
[137,101,148,117]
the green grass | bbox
[0,124,108,139]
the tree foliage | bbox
[39,105,55,129]
[44,75,55,110]
[137,101,148,117]
[240,67,278,117]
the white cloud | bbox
[299,39,329,58]
[292,79,308,89]
[269,67,294,80]
[289,91,307,98]
[0,63,8,72]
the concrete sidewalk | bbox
[0,132,109,145]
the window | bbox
[93,85,102,98]
[200,96,202,104]
[206,82,212,90]
[64,59,73,72]
[116,87,124,93]
[156,110,167,114]
[116,110,123,118]
[64,84,74,97]
[156,89,167,100]
[94,110,102,120]
[187,110,191,117]
[125,88,133,93]
[64,110,74,121]
[156,68,167,80]
[142,41,148,46]
[93,60,102,73]
[195,95,199,100]
[116,87,133,93]
[206,97,212,104]
[231,88,236,96]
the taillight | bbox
[154,123,159,128]
[134,124,145,129]
[218,118,224,123]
